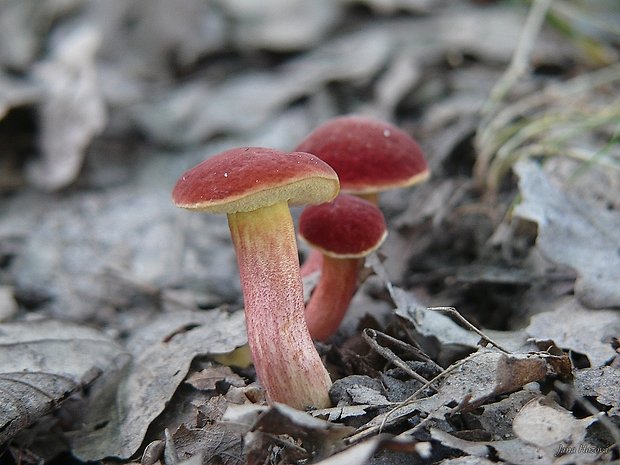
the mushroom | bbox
[299,194,387,341]
[296,115,429,276]
[172,147,338,409]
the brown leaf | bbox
[252,402,355,443]
[185,366,245,391]
[172,423,243,465]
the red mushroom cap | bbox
[295,115,429,194]
[299,194,387,258]
[172,147,339,213]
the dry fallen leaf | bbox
[431,427,556,465]
[70,309,247,461]
[311,435,425,465]
[526,298,620,367]
[512,397,591,449]
[514,160,620,309]
[476,388,541,441]
[185,365,246,391]
[352,350,550,442]
[222,402,357,463]
[171,423,243,465]
[0,319,127,445]
[252,402,355,445]
[432,403,603,465]
[28,23,106,191]
[213,0,341,52]
[133,27,392,146]
[574,366,620,414]
[390,286,480,361]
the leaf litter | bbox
[1,0,620,464]
[514,159,620,309]
[0,319,128,445]
[69,309,247,460]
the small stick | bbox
[362,329,438,389]
[426,306,511,354]
[347,350,488,444]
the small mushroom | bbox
[296,114,429,276]
[172,147,338,409]
[296,114,429,202]
[299,194,387,341]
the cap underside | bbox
[173,148,340,213]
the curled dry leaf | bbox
[0,319,128,445]
[574,366,620,414]
[526,298,620,367]
[252,402,355,444]
[514,160,620,309]
[70,309,247,461]
[352,351,550,441]
[437,351,548,411]
[512,397,592,449]
[171,423,243,465]
[222,402,356,463]
[431,427,553,465]
[391,286,480,359]
[28,23,106,191]
[185,365,246,391]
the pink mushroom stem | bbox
[228,201,332,409]
[299,194,387,340]
[303,256,362,341]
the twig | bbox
[362,328,439,389]
[347,350,492,444]
[426,307,511,354]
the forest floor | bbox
[0,1,619,464]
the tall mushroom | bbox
[172,147,338,409]
[296,115,429,276]
[299,194,387,341]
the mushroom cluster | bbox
[172,116,428,410]
[296,115,429,277]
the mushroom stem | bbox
[228,200,332,409]
[304,256,362,341]
[300,248,324,277]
